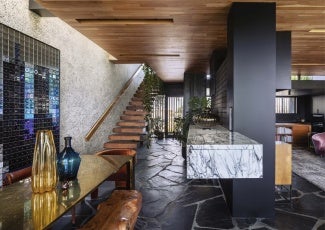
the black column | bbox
[276,31,292,90]
[227,2,276,217]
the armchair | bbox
[312,132,325,157]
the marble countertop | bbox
[187,124,260,146]
[186,124,263,179]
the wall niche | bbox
[0,23,60,177]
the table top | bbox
[0,154,132,230]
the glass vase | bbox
[32,190,58,230]
[57,137,81,183]
[31,130,58,193]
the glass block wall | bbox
[0,23,60,181]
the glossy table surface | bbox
[0,154,132,230]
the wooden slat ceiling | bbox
[35,0,325,82]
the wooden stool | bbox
[81,190,142,230]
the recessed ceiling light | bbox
[76,18,174,25]
[309,29,325,33]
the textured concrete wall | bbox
[0,0,143,154]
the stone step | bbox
[116,121,147,127]
[126,105,145,111]
[103,141,138,149]
[113,126,146,134]
[120,115,145,121]
[108,134,143,141]
[123,110,148,116]
[129,100,143,106]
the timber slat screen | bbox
[167,97,183,135]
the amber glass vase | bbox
[32,190,58,230]
[31,130,58,193]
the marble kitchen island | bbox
[187,125,263,179]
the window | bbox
[291,75,325,80]
[275,97,297,113]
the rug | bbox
[292,147,325,191]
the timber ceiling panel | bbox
[35,0,325,82]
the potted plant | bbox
[174,96,217,159]
[139,64,164,146]
[141,64,163,114]
[173,112,192,159]
[150,117,164,140]
[188,96,211,124]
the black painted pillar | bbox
[227,2,276,217]
[276,31,292,89]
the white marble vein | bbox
[187,125,263,179]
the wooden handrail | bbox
[85,64,143,141]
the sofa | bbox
[312,132,325,157]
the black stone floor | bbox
[53,138,325,230]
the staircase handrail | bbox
[85,64,143,141]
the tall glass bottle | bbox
[57,137,81,182]
[31,130,58,193]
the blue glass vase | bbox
[57,137,81,182]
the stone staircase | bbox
[103,90,148,150]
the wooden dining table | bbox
[0,154,134,230]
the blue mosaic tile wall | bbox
[0,24,60,175]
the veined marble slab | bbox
[187,125,263,179]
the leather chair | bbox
[3,166,32,186]
[91,149,136,199]
[312,132,325,157]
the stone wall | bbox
[0,0,143,154]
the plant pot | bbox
[155,131,164,140]
[182,145,187,159]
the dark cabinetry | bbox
[311,114,324,133]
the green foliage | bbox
[173,114,191,145]
[188,96,211,114]
[142,64,163,114]
[141,64,164,147]
[173,96,215,146]
[150,117,163,133]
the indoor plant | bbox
[151,117,164,140]
[174,96,216,159]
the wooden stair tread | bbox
[104,141,138,149]
[117,121,147,127]
[131,97,142,101]
[124,110,148,115]
[113,127,146,134]
[126,105,145,110]
[120,115,145,121]
[109,134,142,141]
[129,101,143,106]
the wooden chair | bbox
[4,166,32,185]
[91,149,136,199]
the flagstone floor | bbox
[52,138,325,230]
